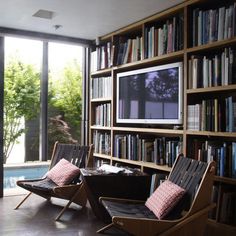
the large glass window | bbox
[3,38,83,195]
[4,37,42,164]
[48,42,83,157]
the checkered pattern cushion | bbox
[46,158,80,186]
[145,180,186,219]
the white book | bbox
[192,58,198,89]
[90,50,98,72]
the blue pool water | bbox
[4,165,49,189]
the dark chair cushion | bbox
[17,178,58,192]
[102,200,157,219]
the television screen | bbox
[116,62,183,124]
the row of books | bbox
[219,190,236,225]
[144,14,184,58]
[210,185,236,226]
[192,3,236,47]
[94,103,111,127]
[93,131,111,155]
[189,140,236,178]
[91,76,112,99]
[188,47,236,89]
[187,96,236,132]
[113,134,182,167]
[149,173,168,195]
[91,41,112,72]
[114,36,143,66]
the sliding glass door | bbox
[4,37,43,165]
[2,37,84,196]
[48,42,83,157]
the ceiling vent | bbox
[33,9,55,20]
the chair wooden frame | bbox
[97,155,216,236]
[15,142,94,221]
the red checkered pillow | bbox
[46,158,80,186]
[145,180,186,219]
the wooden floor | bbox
[0,193,128,236]
[1,193,234,236]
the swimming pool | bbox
[4,163,49,189]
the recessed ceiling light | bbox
[33,9,55,20]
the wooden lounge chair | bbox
[97,155,216,236]
[15,142,94,221]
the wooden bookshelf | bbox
[89,0,236,233]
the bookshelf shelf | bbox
[93,153,111,160]
[141,162,171,172]
[113,126,183,135]
[90,126,111,131]
[214,176,236,185]
[112,157,142,166]
[91,98,112,103]
[89,0,236,233]
[187,37,236,54]
[187,84,236,94]
[91,68,112,76]
[186,130,236,138]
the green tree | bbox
[49,59,83,140]
[4,59,40,163]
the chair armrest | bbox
[17,177,47,184]
[99,196,145,204]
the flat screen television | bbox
[116,62,183,125]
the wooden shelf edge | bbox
[91,68,112,76]
[187,84,236,94]
[214,175,236,185]
[91,98,112,102]
[90,126,111,131]
[113,126,183,135]
[187,37,236,54]
[142,162,171,172]
[112,157,141,166]
[186,130,236,137]
[93,153,111,160]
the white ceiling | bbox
[0,0,184,41]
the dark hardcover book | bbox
[192,8,199,47]
[144,26,149,59]
[209,185,219,219]
[232,142,236,179]
[231,49,236,84]
[220,142,227,177]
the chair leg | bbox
[55,198,74,221]
[14,192,32,210]
[97,223,114,234]
[55,186,86,221]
